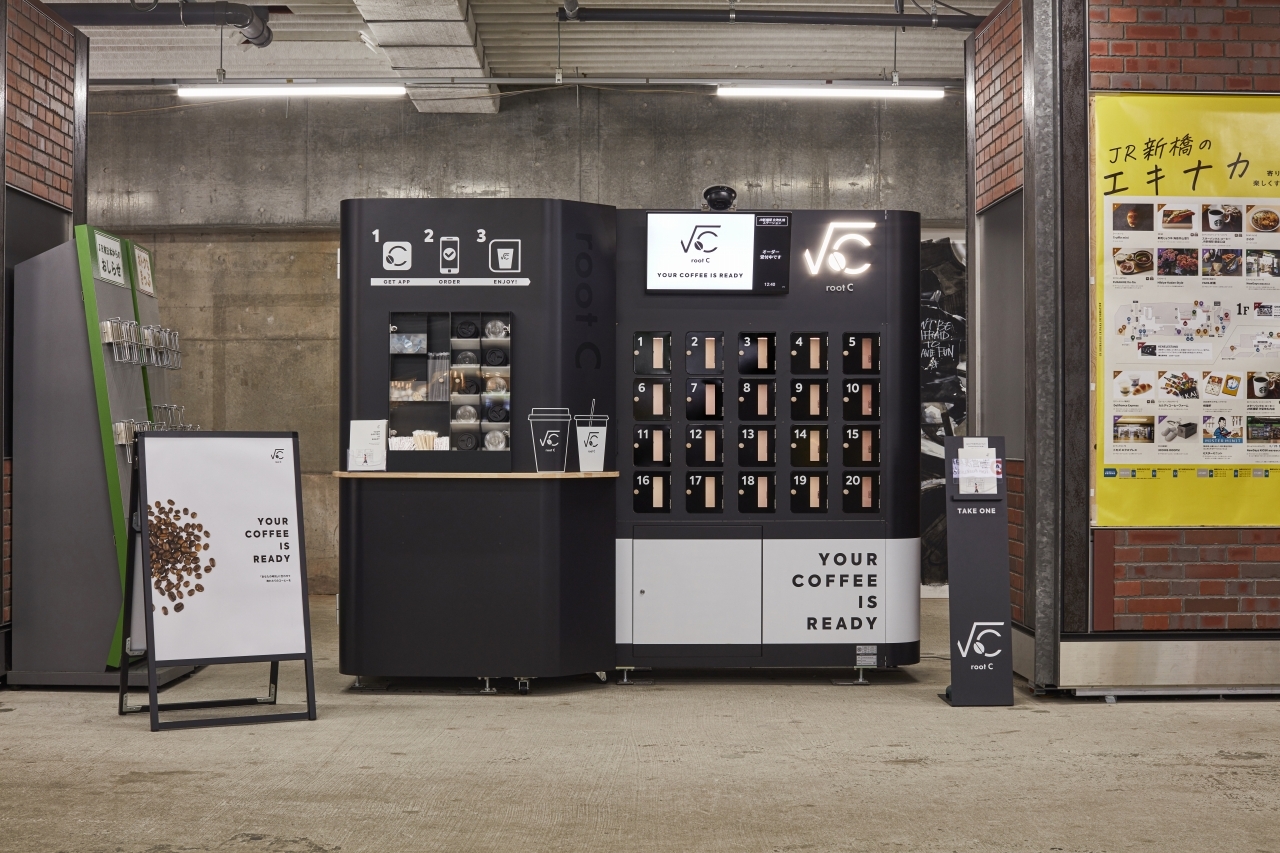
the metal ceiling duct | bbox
[49,3,274,46]
[556,2,983,29]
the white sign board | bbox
[133,244,155,296]
[139,434,310,663]
[348,419,387,471]
[646,213,756,291]
[93,229,127,286]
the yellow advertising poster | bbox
[1093,94,1280,527]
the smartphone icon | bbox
[440,237,460,274]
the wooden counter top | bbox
[333,470,619,479]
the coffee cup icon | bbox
[1207,208,1225,230]
[575,414,609,472]
[489,240,521,273]
[528,407,572,472]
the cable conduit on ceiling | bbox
[49,3,273,46]
[555,3,983,30]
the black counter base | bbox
[616,641,920,669]
[339,477,615,680]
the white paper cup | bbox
[575,415,609,472]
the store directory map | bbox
[1095,94,1280,526]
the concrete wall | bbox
[90,87,966,225]
[91,86,967,592]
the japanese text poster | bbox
[1094,94,1280,527]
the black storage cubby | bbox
[633,378,671,421]
[842,470,881,513]
[634,425,671,466]
[737,471,777,513]
[842,379,881,419]
[789,471,828,513]
[737,424,776,466]
[789,332,829,374]
[685,471,723,512]
[843,424,881,466]
[737,332,776,374]
[737,378,776,420]
[685,331,724,375]
[842,332,881,374]
[685,425,723,466]
[789,379,828,421]
[385,310,512,453]
[685,378,724,420]
[634,331,672,375]
[634,471,672,512]
[789,424,828,467]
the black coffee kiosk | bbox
[337,199,617,690]
[339,200,921,687]
[613,211,921,670]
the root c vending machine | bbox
[614,210,921,669]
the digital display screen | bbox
[646,212,791,293]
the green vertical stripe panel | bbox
[75,225,130,669]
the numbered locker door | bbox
[632,534,762,650]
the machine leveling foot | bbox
[478,677,497,695]
[615,667,654,686]
[832,667,873,687]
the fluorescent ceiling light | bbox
[717,85,945,100]
[177,85,406,98]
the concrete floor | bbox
[1,598,1278,853]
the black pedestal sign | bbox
[944,436,1012,706]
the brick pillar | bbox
[1006,458,1026,625]
[1089,0,1280,92]
[1102,530,1280,630]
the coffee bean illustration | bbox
[147,500,215,614]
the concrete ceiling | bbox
[71,0,996,112]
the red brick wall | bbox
[1095,529,1280,631]
[1089,0,1280,92]
[6,0,76,210]
[1087,0,1280,635]
[1006,458,1026,625]
[973,0,1024,211]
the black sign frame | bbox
[118,432,317,731]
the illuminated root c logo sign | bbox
[803,221,876,276]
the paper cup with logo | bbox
[496,247,515,270]
[528,408,573,472]
[574,414,609,472]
